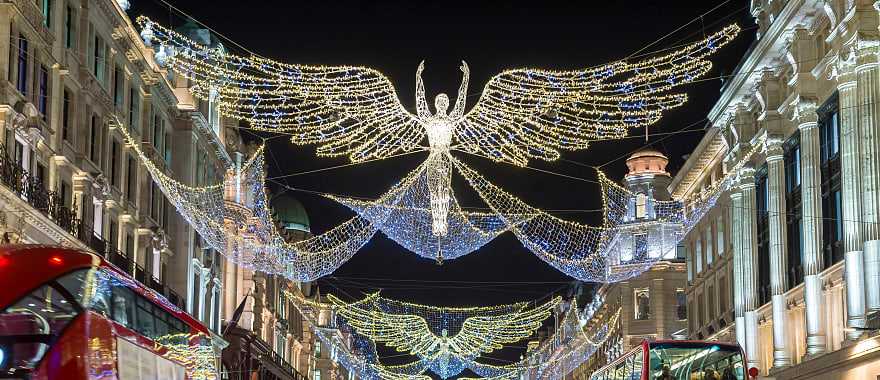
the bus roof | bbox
[0,245,209,335]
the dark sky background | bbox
[133,0,755,374]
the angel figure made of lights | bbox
[138,17,739,241]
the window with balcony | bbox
[756,164,771,306]
[819,93,842,269]
[125,231,134,258]
[60,180,70,209]
[17,35,28,96]
[785,134,803,288]
[38,65,48,120]
[109,217,118,249]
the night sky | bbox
[133,0,755,372]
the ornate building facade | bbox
[675,0,880,378]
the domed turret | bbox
[271,194,310,233]
[624,148,672,201]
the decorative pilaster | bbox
[857,35,880,312]
[797,99,827,357]
[730,186,746,348]
[739,166,760,370]
[766,138,792,368]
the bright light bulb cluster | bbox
[137,16,738,168]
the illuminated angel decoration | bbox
[326,293,561,379]
[137,17,739,238]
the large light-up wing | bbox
[455,24,740,166]
[328,294,439,354]
[138,17,423,163]
[449,297,560,355]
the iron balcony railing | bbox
[0,145,182,308]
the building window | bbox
[110,139,120,188]
[716,214,725,256]
[785,134,804,289]
[109,217,118,249]
[17,35,28,96]
[719,275,728,315]
[164,132,172,164]
[92,32,105,84]
[126,155,136,203]
[314,341,322,358]
[151,181,160,221]
[819,93,842,269]
[697,293,704,329]
[42,0,51,26]
[704,227,713,265]
[675,289,686,321]
[635,193,647,219]
[695,237,702,275]
[113,66,123,107]
[62,89,71,140]
[313,370,321,380]
[634,288,650,320]
[125,231,134,257]
[60,180,70,208]
[65,5,74,48]
[756,164,771,306]
[38,65,49,120]
[129,87,139,131]
[89,115,100,163]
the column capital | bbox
[786,95,819,127]
[737,165,757,190]
[764,134,785,161]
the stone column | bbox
[766,139,791,368]
[739,166,760,370]
[730,186,746,348]
[858,39,880,313]
[839,61,869,340]
[798,104,827,357]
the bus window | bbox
[0,268,89,372]
[135,296,156,338]
[110,283,136,329]
[649,342,744,380]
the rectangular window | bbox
[65,5,74,48]
[113,66,123,107]
[60,180,70,208]
[125,231,134,257]
[38,65,49,119]
[314,341,322,358]
[719,276,728,315]
[126,155,136,202]
[110,140,120,188]
[17,35,28,95]
[695,238,702,274]
[716,214,724,255]
[129,87,139,131]
[634,288,650,320]
[42,0,51,26]
[151,182,160,221]
[705,227,713,265]
[756,165,771,306]
[62,89,71,140]
[36,162,46,188]
[675,289,687,320]
[164,132,172,164]
[819,94,842,269]
[93,33,105,84]
[90,115,100,163]
[109,217,119,249]
[785,134,804,288]
[313,370,321,380]
[707,284,716,320]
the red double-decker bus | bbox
[589,339,754,380]
[0,245,216,379]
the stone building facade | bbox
[675,0,880,378]
[0,0,333,378]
